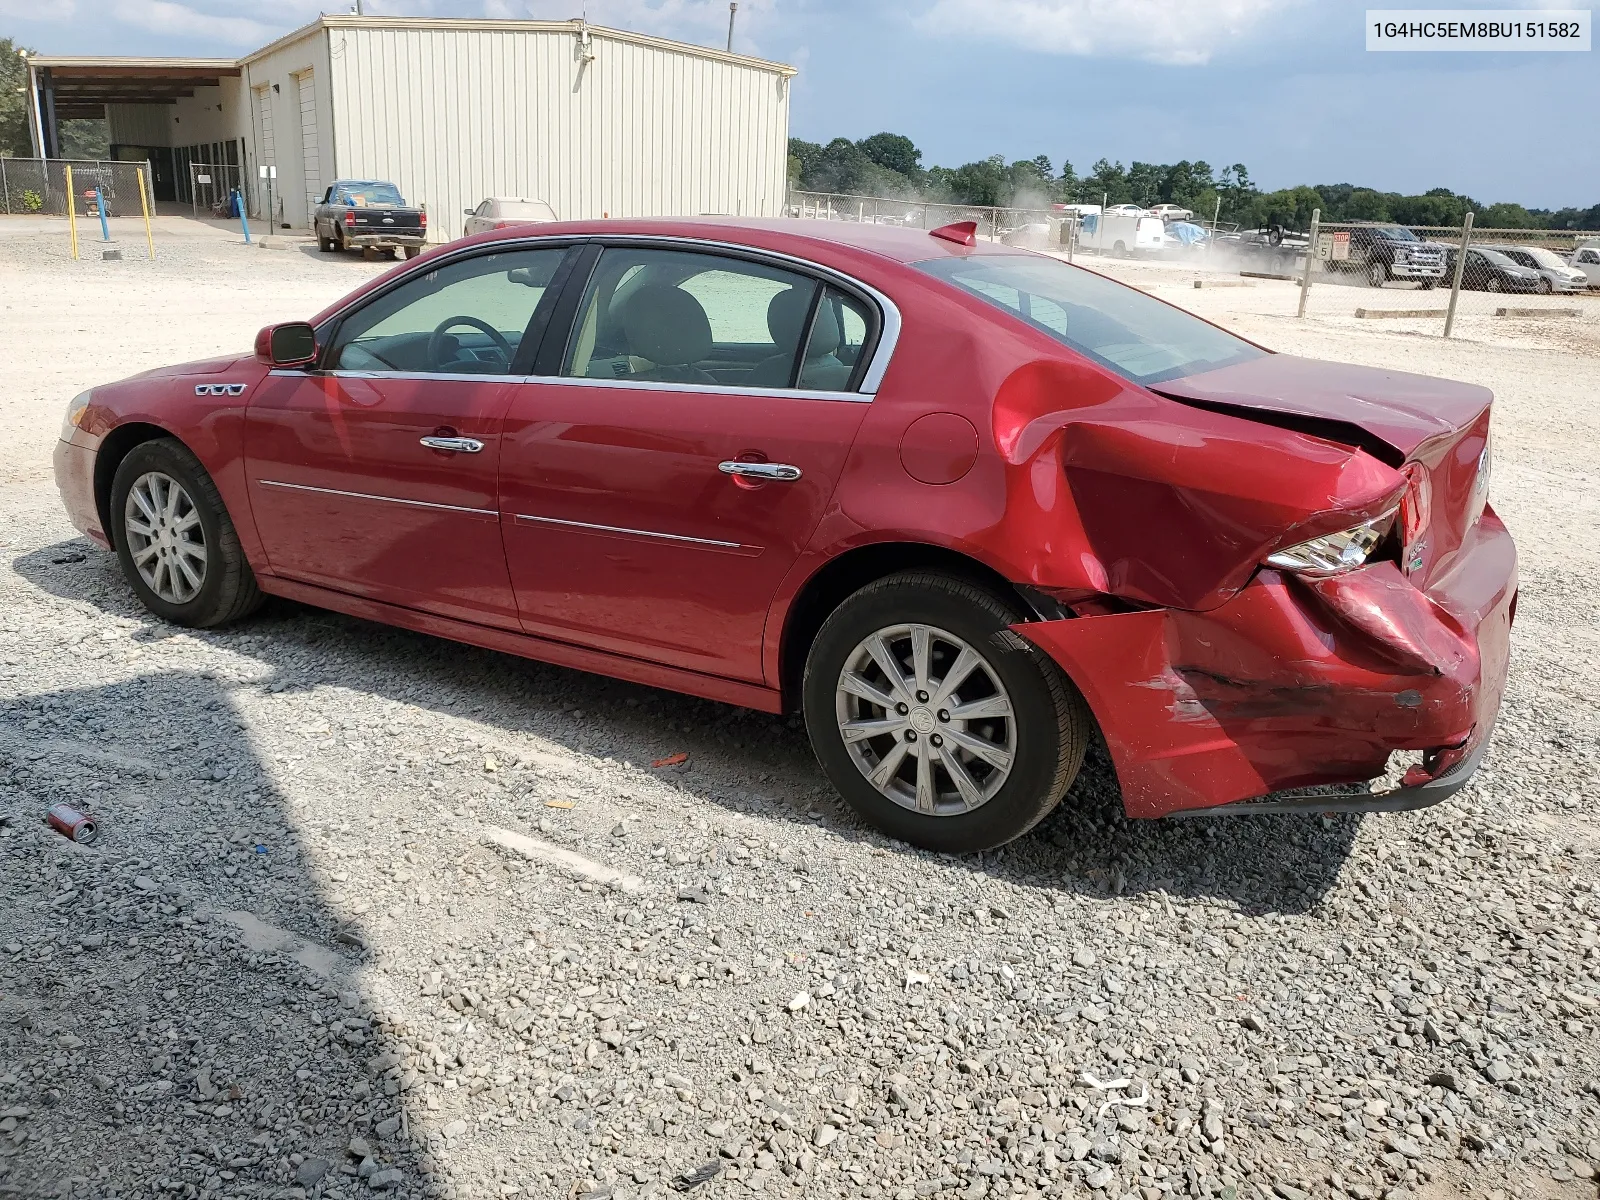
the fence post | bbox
[65,165,79,260]
[1,158,7,215]
[95,187,110,242]
[1443,212,1474,340]
[1297,208,1320,318]
[136,167,155,259]
[236,189,251,244]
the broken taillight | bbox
[1263,509,1399,577]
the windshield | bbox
[1476,249,1513,266]
[337,182,405,207]
[1520,246,1566,269]
[1376,226,1418,241]
[917,253,1265,386]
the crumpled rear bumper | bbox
[1016,511,1516,818]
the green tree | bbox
[1085,159,1130,205]
[1252,185,1324,230]
[60,119,108,159]
[856,132,921,180]
[1478,202,1537,228]
[2,38,37,157]
[1158,160,1215,212]
[1344,188,1391,221]
[947,155,1008,206]
[1126,161,1163,206]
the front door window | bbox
[329,248,566,375]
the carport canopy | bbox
[28,56,241,151]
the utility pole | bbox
[727,3,738,52]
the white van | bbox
[1080,211,1167,256]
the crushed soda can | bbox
[46,804,98,845]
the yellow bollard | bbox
[136,166,155,260]
[65,165,79,260]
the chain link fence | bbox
[187,163,248,219]
[0,158,154,219]
[1293,216,1599,349]
[787,189,1063,249]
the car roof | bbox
[466,216,1033,265]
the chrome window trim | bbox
[512,512,761,555]
[256,479,498,518]
[306,231,902,398]
[268,367,870,403]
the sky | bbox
[4,0,1596,210]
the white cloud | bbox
[913,0,1300,65]
[109,0,279,45]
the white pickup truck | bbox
[1570,241,1600,289]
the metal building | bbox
[27,16,796,239]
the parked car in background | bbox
[1081,211,1166,255]
[1232,226,1308,274]
[52,218,1515,852]
[1147,204,1194,221]
[1492,245,1588,293]
[463,197,558,238]
[1571,243,1600,289]
[1330,224,1448,288]
[1443,246,1543,293]
[314,180,427,259]
[1104,204,1146,218]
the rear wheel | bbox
[404,246,422,260]
[110,439,263,628]
[803,571,1091,853]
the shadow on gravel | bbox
[0,655,433,1200]
[19,538,1360,941]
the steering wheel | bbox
[427,316,513,369]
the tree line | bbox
[789,132,1600,232]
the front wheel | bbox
[803,571,1091,853]
[110,439,263,628]
[1537,278,1553,294]
[1487,276,1503,292]
[1368,262,1388,288]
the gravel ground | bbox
[1,218,1598,1200]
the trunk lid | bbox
[1151,354,1493,583]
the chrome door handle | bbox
[719,461,802,482]
[420,436,484,453]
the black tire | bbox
[1537,278,1552,294]
[1368,262,1387,288]
[803,571,1091,853]
[1487,276,1502,292]
[404,246,422,260]
[1418,280,1435,290]
[109,438,263,628]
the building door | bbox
[253,85,276,224]
[296,71,319,229]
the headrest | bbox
[767,287,840,358]
[622,285,713,366]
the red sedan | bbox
[53,218,1516,851]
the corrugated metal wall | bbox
[327,24,790,240]
[108,105,169,146]
[240,28,333,229]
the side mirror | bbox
[255,322,318,367]
[464,208,476,216]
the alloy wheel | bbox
[124,470,208,604]
[834,623,1016,816]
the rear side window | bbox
[561,247,874,392]
[917,253,1263,386]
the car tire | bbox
[1537,278,1552,294]
[1418,280,1435,290]
[1113,240,1127,257]
[802,571,1091,853]
[1487,277,1502,292]
[404,246,422,260]
[110,438,263,629]
[1368,262,1387,288]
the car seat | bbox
[619,286,718,385]
[748,288,853,390]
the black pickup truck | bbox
[313,180,427,259]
